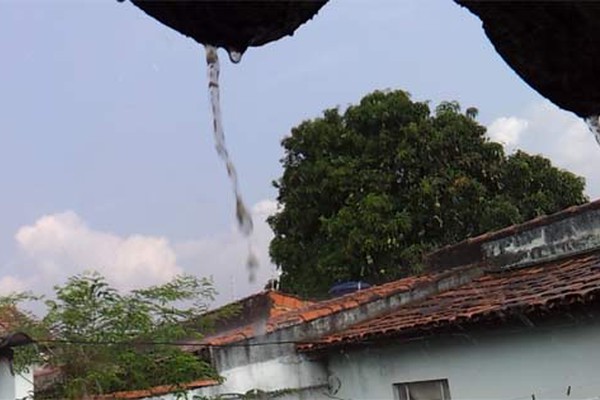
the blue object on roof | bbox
[328,281,372,297]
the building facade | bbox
[96,200,600,399]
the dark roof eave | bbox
[0,332,33,350]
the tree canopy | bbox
[268,90,588,298]
[1,272,223,399]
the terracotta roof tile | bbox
[196,290,310,346]
[300,251,600,352]
[268,291,312,317]
[268,291,311,312]
[199,271,442,347]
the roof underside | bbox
[130,1,328,54]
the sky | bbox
[1,0,599,308]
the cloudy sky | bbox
[1,0,599,307]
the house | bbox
[78,199,600,399]
[94,290,314,399]
[0,308,34,400]
[299,204,600,399]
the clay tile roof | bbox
[201,271,441,347]
[267,291,312,317]
[299,250,600,352]
[268,272,436,326]
[197,290,312,346]
[92,379,219,399]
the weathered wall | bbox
[327,319,600,399]
[427,200,600,272]
[194,355,329,400]
[142,355,330,400]
[484,208,600,270]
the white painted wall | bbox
[15,369,33,400]
[0,358,34,400]
[142,354,330,400]
[0,357,16,400]
[193,354,330,400]
[134,319,600,400]
[328,321,600,399]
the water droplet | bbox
[228,49,243,64]
[585,115,600,146]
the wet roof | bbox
[201,201,600,347]
[299,250,600,353]
[201,271,443,346]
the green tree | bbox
[268,90,587,298]
[1,272,222,399]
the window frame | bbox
[394,378,451,400]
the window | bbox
[395,379,451,400]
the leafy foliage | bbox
[2,272,220,399]
[269,90,588,298]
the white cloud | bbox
[175,200,279,306]
[3,200,279,307]
[487,116,528,150]
[0,276,27,294]
[15,211,181,291]
[487,100,600,199]
[252,199,279,217]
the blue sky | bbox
[1,0,599,305]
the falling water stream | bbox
[205,45,258,282]
[585,115,600,146]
